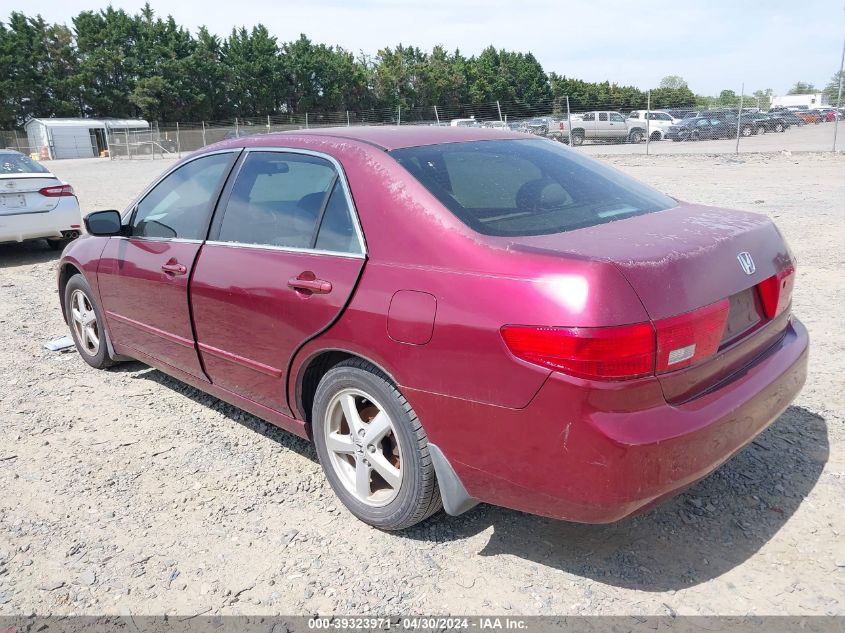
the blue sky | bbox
[9,0,844,96]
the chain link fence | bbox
[3,92,844,160]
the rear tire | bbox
[571,130,585,146]
[741,124,753,137]
[47,239,64,251]
[628,129,643,144]
[312,359,442,530]
[775,122,784,132]
[64,275,115,369]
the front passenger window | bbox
[132,153,233,240]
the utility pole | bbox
[833,24,845,151]
[735,83,744,154]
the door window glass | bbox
[217,152,336,248]
[132,153,233,240]
[599,113,609,121]
[609,113,625,123]
[314,182,361,254]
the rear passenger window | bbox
[217,152,335,248]
[599,113,608,121]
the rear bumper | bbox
[409,318,809,523]
[0,198,81,243]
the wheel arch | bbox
[58,262,83,324]
[294,348,401,435]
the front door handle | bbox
[161,262,187,276]
[288,273,332,295]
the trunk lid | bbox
[0,175,63,215]
[503,203,795,401]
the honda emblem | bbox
[737,252,755,275]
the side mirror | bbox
[84,210,123,236]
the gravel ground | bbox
[0,151,843,617]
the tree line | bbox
[3,4,815,129]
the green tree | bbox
[822,71,845,105]
[787,81,817,95]
[281,34,370,114]
[752,88,773,111]
[466,46,552,118]
[73,7,141,117]
[659,75,687,89]
[221,25,282,116]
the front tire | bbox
[312,359,442,530]
[741,124,753,137]
[64,275,115,369]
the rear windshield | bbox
[389,139,676,236]
[0,153,50,175]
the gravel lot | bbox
[0,150,843,617]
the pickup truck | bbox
[626,110,679,140]
[563,111,646,145]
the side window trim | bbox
[206,147,366,257]
[124,149,241,242]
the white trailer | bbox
[770,94,829,110]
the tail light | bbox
[757,266,795,318]
[500,323,654,380]
[39,184,75,197]
[501,300,731,381]
[559,121,566,130]
[654,299,729,372]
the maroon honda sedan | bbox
[58,127,808,530]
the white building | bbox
[769,93,829,110]
[24,118,149,159]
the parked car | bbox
[664,108,697,121]
[0,150,82,249]
[769,110,805,127]
[626,110,678,140]
[450,118,480,127]
[525,117,558,137]
[817,108,838,122]
[795,110,822,124]
[567,111,646,145]
[665,115,737,141]
[59,127,808,530]
[754,112,790,133]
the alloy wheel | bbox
[323,388,403,507]
[70,289,100,356]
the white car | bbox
[0,150,82,250]
[626,110,679,140]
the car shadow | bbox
[0,240,63,268]
[402,405,828,592]
[113,362,828,592]
[124,364,316,461]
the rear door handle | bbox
[161,262,187,276]
[288,275,332,294]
